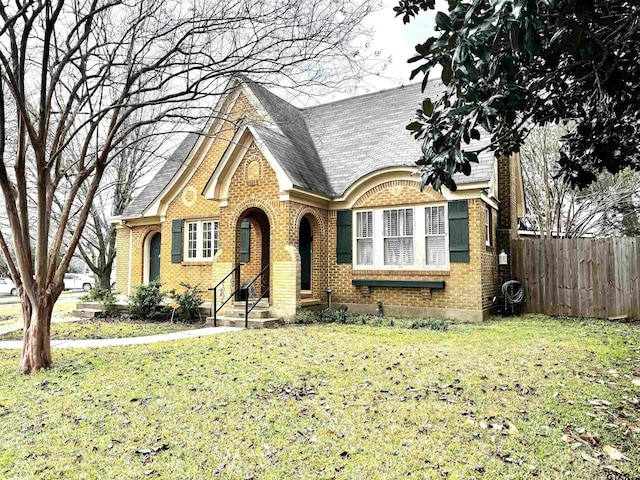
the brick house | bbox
[114,77,524,323]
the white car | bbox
[63,273,94,292]
[0,277,18,296]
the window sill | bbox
[352,269,450,277]
[181,261,213,266]
[352,279,445,289]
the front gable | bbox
[142,78,280,219]
[202,125,295,207]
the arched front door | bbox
[299,216,312,292]
[236,208,270,299]
[149,232,161,282]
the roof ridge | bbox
[301,78,439,111]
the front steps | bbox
[205,300,282,329]
[72,301,128,319]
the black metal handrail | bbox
[243,264,270,328]
[209,264,241,327]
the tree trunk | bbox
[97,268,112,290]
[19,296,55,374]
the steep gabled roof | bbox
[240,78,334,195]
[123,78,497,218]
[121,133,200,218]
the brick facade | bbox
[115,88,521,323]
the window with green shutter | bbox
[239,219,250,262]
[336,209,352,264]
[171,219,183,264]
[448,200,470,262]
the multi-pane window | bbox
[187,223,198,259]
[185,220,219,261]
[425,205,446,266]
[356,211,374,265]
[202,221,213,259]
[383,208,414,265]
[354,204,449,270]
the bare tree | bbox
[521,123,640,238]
[70,119,164,290]
[0,0,376,373]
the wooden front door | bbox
[299,217,312,291]
[149,233,161,282]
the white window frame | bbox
[356,210,374,266]
[383,207,415,265]
[353,203,449,271]
[485,205,491,247]
[425,205,448,268]
[184,220,219,261]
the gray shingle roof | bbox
[124,78,495,218]
[302,80,495,195]
[121,133,200,218]
[241,78,333,195]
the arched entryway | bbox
[299,216,312,292]
[144,231,161,283]
[236,208,270,300]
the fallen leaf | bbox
[603,445,630,462]
[506,422,519,436]
[581,452,600,465]
[632,379,640,387]
[603,465,623,474]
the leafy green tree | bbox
[395,0,640,191]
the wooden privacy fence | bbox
[510,237,640,320]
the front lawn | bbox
[0,315,638,479]
[0,318,203,341]
[0,296,77,325]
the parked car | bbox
[0,277,18,296]
[63,273,94,292]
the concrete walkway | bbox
[0,317,241,349]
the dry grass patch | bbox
[0,318,202,341]
[0,315,638,479]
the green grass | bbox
[0,315,639,479]
[0,318,202,341]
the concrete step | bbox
[300,298,321,307]
[223,308,271,319]
[205,316,282,329]
[232,299,269,309]
[75,302,127,311]
[71,309,103,319]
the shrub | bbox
[409,318,449,331]
[82,287,119,318]
[294,308,319,324]
[81,286,114,303]
[169,283,205,323]
[319,307,351,324]
[128,280,169,321]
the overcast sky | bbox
[293,0,445,105]
[363,0,439,89]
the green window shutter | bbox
[336,210,352,264]
[240,219,250,263]
[448,200,470,262]
[171,219,183,264]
